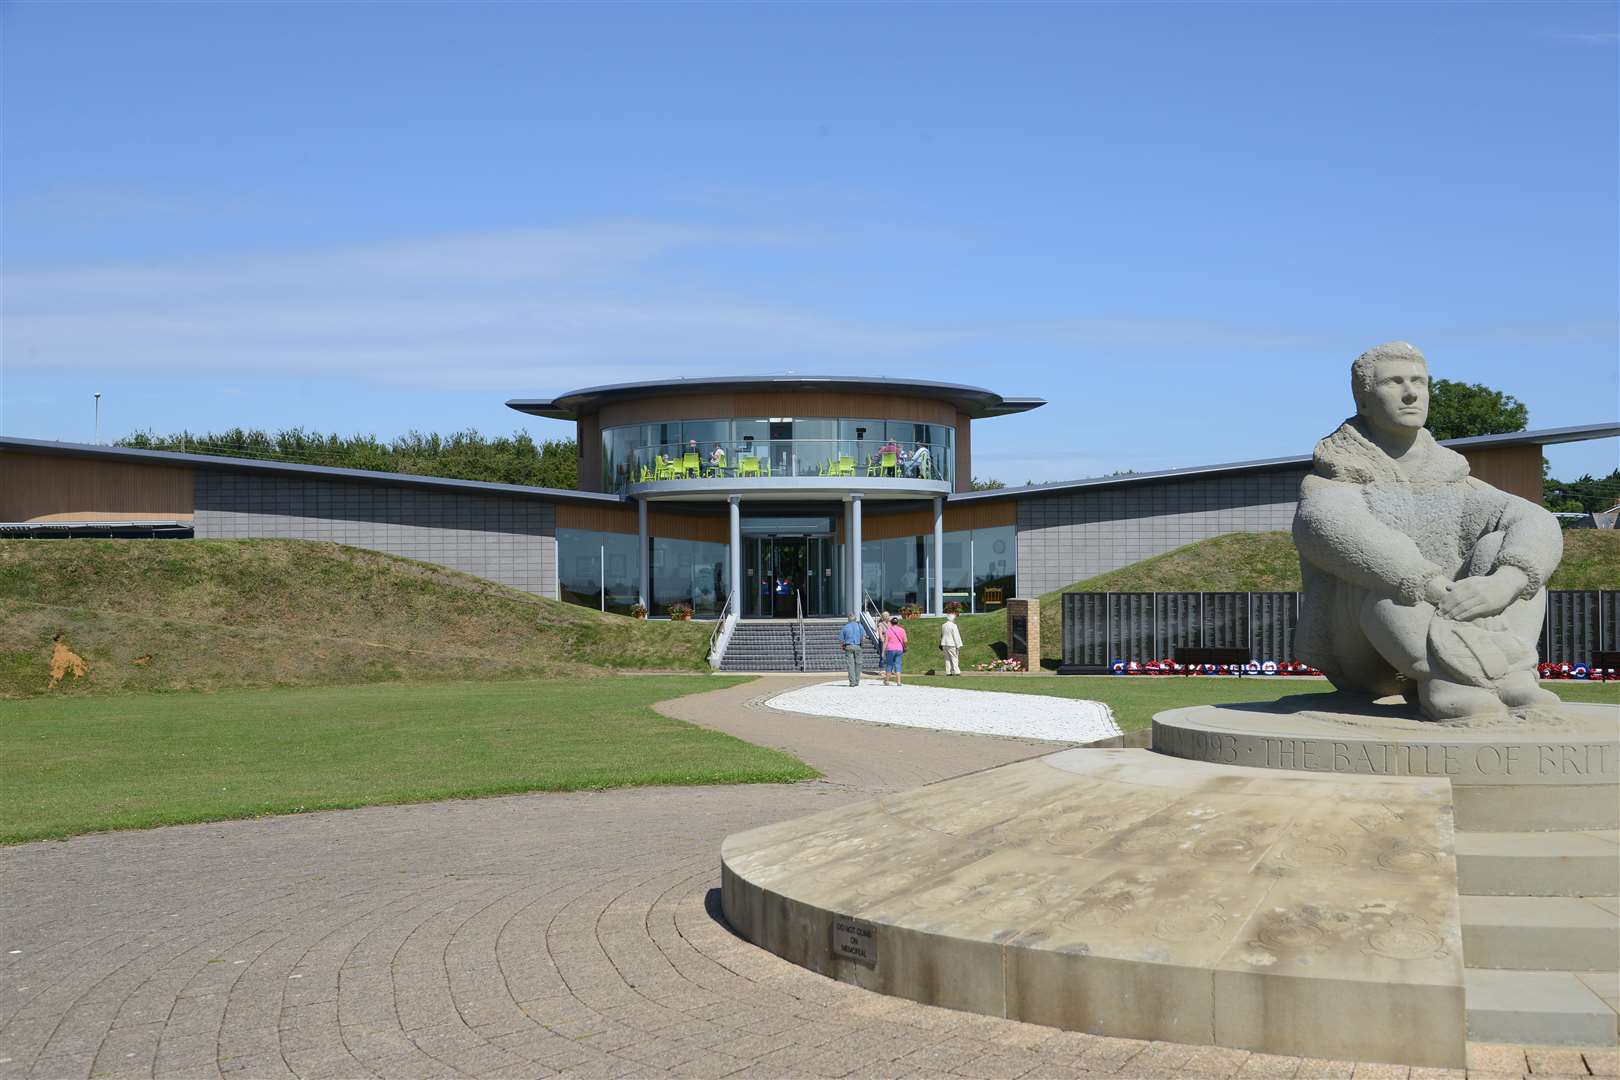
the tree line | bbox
[118,428,580,490]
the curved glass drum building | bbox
[507,377,1045,620]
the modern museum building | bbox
[2,375,1611,628]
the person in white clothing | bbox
[939,612,963,675]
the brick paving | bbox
[0,677,1600,1079]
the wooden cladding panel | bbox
[576,414,602,493]
[555,502,728,543]
[1464,444,1543,502]
[555,503,637,534]
[0,453,194,522]
[650,511,728,543]
[955,411,973,493]
[860,499,1014,541]
[596,390,957,429]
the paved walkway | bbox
[0,678,1609,1080]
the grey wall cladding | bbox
[1016,468,1308,595]
[194,471,559,598]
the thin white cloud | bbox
[1,223,966,391]
[1,220,1383,395]
[1547,30,1619,44]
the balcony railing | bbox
[607,439,952,493]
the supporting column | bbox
[637,498,649,610]
[843,501,853,611]
[932,496,945,616]
[849,493,863,615]
[728,496,742,616]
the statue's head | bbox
[1351,341,1429,437]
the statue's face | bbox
[1358,358,1429,435]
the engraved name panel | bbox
[1152,723,1618,785]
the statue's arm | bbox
[1468,479,1563,598]
[1293,475,1445,605]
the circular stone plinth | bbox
[1152,698,1618,831]
[722,748,1468,1069]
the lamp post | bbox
[94,393,101,444]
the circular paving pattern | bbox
[0,678,1597,1078]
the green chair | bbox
[835,455,856,477]
[880,450,898,476]
[738,457,760,478]
[681,452,701,479]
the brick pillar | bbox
[1007,597,1039,672]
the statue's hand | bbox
[1435,568,1526,622]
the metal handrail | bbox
[794,589,805,671]
[861,590,884,648]
[706,588,738,669]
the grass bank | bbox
[903,675,1620,732]
[0,675,813,844]
[0,539,711,698]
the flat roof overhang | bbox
[507,376,1045,422]
[628,476,951,503]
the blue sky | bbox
[2,1,1616,483]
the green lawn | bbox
[0,675,815,844]
[904,675,1620,733]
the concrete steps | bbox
[1460,896,1618,971]
[1457,801,1619,1045]
[1456,829,1620,896]
[1465,968,1618,1047]
[718,620,879,673]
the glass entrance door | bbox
[742,533,840,618]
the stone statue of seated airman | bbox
[1293,342,1562,721]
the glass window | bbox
[651,537,729,617]
[598,416,953,490]
[942,530,971,605]
[558,527,641,614]
[973,524,1015,611]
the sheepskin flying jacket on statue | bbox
[1293,417,1561,691]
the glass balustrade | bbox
[602,420,954,492]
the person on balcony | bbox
[907,442,931,479]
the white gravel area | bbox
[764,680,1120,743]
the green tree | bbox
[1544,469,1620,514]
[969,476,1005,490]
[1425,379,1529,441]
[119,428,580,489]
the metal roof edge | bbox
[504,376,1046,421]
[0,436,628,505]
[946,421,1620,504]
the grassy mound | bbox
[908,529,1620,672]
[0,539,710,698]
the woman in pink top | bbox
[882,613,908,686]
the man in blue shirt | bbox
[838,612,866,687]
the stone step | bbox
[1456,829,1620,896]
[1465,968,1618,1046]
[1460,896,1619,971]
[1453,783,1619,833]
